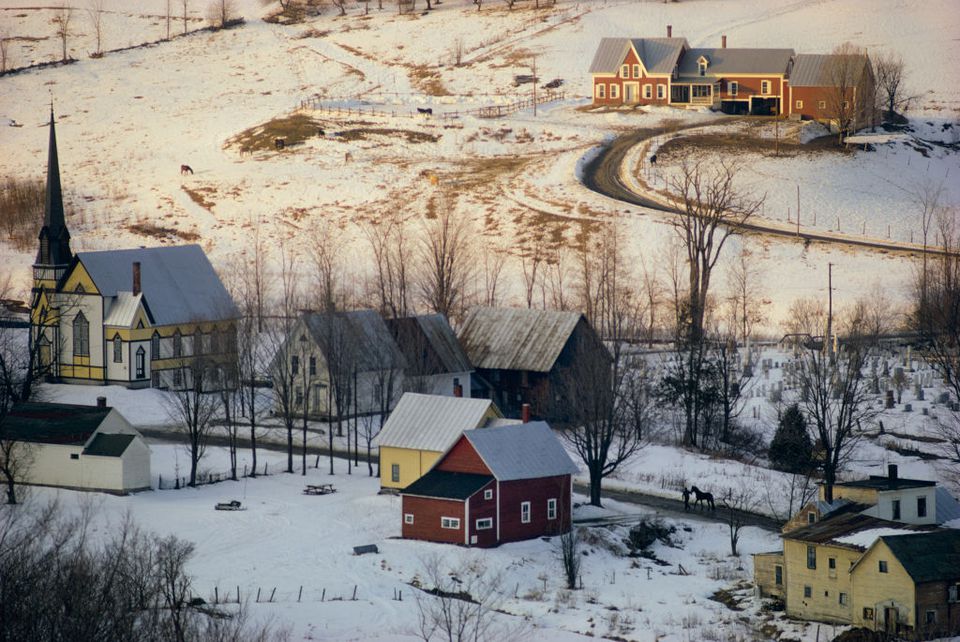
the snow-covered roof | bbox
[375,393,499,452]
[833,527,917,549]
[464,421,579,482]
[458,307,585,373]
[76,245,238,326]
[588,37,688,75]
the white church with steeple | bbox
[30,110,239,390]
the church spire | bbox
[36,106,72,268]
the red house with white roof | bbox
[401,421,578,547]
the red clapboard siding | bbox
[436,437,491,476]
[498,475,571,543]
[402,495,466,544]
[467,479,499,548]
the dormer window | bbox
[621,64,629,78]
[698,56,709,76]
[632,64,640,78]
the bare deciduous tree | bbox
[414,555,504,642]
[416,201,473,324]
[166,360,221,487]
[556,524,581,590]
[265,246,302,474]
[86,0,106,56]
[824,42,873,143]
[874,50,912,121]
[53,4,74,63]
[0,30,11,73]
[207,0,237,28]
[364,212,412,319]
[725,246,766,346]
[181,0,190,34]
[720,482,758,556]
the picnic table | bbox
[303,483,337,496]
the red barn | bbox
[401,421,578,547]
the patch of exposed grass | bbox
[657,130,849,161]
[336,128,439,144]
[226,112,326,154]
[127,221,200,242]
[0,176,43,251]
[182,186,217,212]
[408,64,449,96]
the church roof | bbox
[36,109,72,267]
[103,292,145,327]
[75,245,238,326]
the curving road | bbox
[581,127,955,258]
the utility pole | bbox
[826,262,834,359]
[796,184,801,237]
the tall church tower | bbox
[33,108,73,292]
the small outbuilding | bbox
[1,399,151,494]
[401,421,578,547]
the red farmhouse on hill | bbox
[401,421,578,547]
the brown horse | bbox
[180,164,194,175]
[690,485,715,510]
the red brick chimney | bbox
[96,396,107,409]
[667,25,672,38]
[132,261,141,296]
[722,35,727,48]
[521,403,531,424]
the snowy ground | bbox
[1,0,959,329]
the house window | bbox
[194,329,203,355]
[404,513,414,525]
[775,565,783,585]
[879,560,888,573]
[209,329,219,354]
[657,84,665,99]
[925,610,937,625]
[309,356,317,376]
[806,545,816,569]
[728,81,738,97]
[863,607,875,620]
[950,584,959,602]
[72,312,89,356]
[892,499,901,520]
[643,84,652,99]
[818,100,826,109]
[828,557,836,570]
[596,84,605,99]
[476,518,493,530]
[842,100,850,109]
[135,347,145,379]
[391,464,400,483]
[484,489,493,500]
[151,332,160,360]
[632,64,640,78]
[692,85,711,98]
[521,501,531,524]
[761,80,771,95]
[547,498,557,520]
[173,331,182,358]
[441,517,460,529]
[291,355,299,376]
[803,585,812,598]
[698,60,707,76]
[621,65,629,78]
[917,496,927,518]
[295,387,303,406]
[70,453,79,460]
[796,99,804,109]
[610,84,619,99]
[839,592,848,606]
[113,335,123,363]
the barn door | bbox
[884,607,897,633]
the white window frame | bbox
[547,498,557,520]
[113,335,123,363]
[796,99,804,109]
[391,463,400,483]
[476,518,493,530]
[632,64,640,79]
[484,489,493,500]
[610,84,619,99]
[404,513,414,525]
[596,84,605,99]
[521,501,531,524]
[698,60,707,76]
[441,517,460,530]
[643,84,652,99]
[728,81,738,97]
[839,592,848,606]
[818,100,826,110]
[761,80,771,95]
[657,84,665,100]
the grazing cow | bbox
[274,138,285,150]
[239,147,250,157]
[650,154,657,165]
[180,164,194,175]
[417,107,433,115]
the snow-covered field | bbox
[1,0,959,328]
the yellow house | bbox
[376,393,505,490]
[29,110,238,390]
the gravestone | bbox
[904,403,912,412]
[871,376,880,394]
[885,390,895,409]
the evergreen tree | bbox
[769,404,814,473]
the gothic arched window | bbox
[73,312,89,356]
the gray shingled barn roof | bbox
[303,309,406,373]
[790,53,869,87]
[76,245,238,326]
[386,315,472,376]
[464,421,579,481]
[375,392,499,452]
[589,37,687,75]
[458,307,583,373]
[677,47,794,77]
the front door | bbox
[624,83,639,103]
[884,607,898,634]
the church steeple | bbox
[36,106,72,269]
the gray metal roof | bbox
[103,292,143,327]
[76,245,238,326]
[304,309,406,373]
[589,37,687,75]
[83,433,135,457]
[386,315,472,376]
[375,392,500,452]
[464,421,579,481]
[458,307,584,373]
[937,487,960,525]
[790,53,868,87]
[678,47,794,76]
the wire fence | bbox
[202,582,404,607]
[156,461,275,490]
[299,90,565,120]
